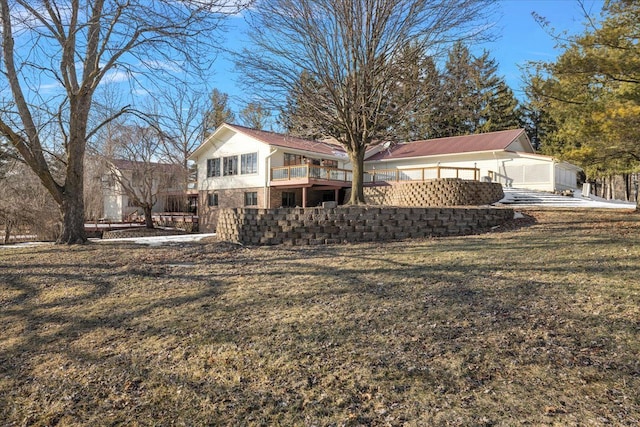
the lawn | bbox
[1,209,639,426]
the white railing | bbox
[365,166,480,183]
[271,165,352,182]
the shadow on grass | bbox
[1,211,639,425]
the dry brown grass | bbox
[1,209,639,426]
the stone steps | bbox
[497,188,588,207]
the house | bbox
[189,124,582,231]
[188,123,351,231]
[101,159,196,222]
[365,129,581,192]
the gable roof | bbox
[366,129,531,161]
[227,124,346,156]
[189,123,347,160]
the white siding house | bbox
[189,123,350,231]
[101,159,190,221]
[364,129,581,192]
[189,125,583,230]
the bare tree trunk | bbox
[624,173,630,201]
[347,148,366,205]
[143,207,154,229]
[57,99,89,244]
[610,176,615,200]
[58,193,86,244]
[4,221,12,244]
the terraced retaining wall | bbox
[346,179,504,207]
[217,206,513,246]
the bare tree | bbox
[0,160,59,243]
[0,0,248,243]
[102,124,182,229]
[238,0,496,204]
[150,85,206,198]
[239,101,270,130]
[84,155,106,221]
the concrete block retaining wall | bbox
[217,206,513,246]
[345,179,504,207]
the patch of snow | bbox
[90,233,216,246]
[0,241,54,250]
[84,223,146,229]
[499,188,636,209]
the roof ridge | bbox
[225,122,346,154]
[401,128,524,145]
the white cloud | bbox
[103,69,132,84]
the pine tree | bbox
[530,0,640,179]
[440,42,478,136]
[440,43,521,136]
[389,43,443,141]
[203,89,235,135]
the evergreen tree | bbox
[391,44,443,141]
[282,42,521,143]
[521,71,557,151]
[203,89,235,135]
[440,43,521,136]
[529,0,639,179]
[279,71,333,140]
[440,42,478,136]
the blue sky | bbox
[210,0,605,113]
[490,0,604,97]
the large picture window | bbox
[206,158,220,177]
[244,191,258,206]
[223,156,238,176]
[241,152,258,174]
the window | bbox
[207,193,218,207]
[284,153,304,166]
[206,158,220,177]
[322,159,338,168]
[241,152,258,174]
[223,156,238,176]
[131,170,143,187]
[244,191,258,206]
[282,191,296,207]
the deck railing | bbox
[488,170,513,187]
[365,166,480,183]
[271,165,353,182]
[271,165,481,184]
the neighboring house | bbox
[189,123,351,231]
[189,124,582,231]
[102,159,196,221]
[365,129,581,192]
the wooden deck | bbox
[270,165,353,187]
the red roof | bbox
[226,124,346,157]
[366,129,528,161]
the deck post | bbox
[334,188,339,203]
[302,187,307,208]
